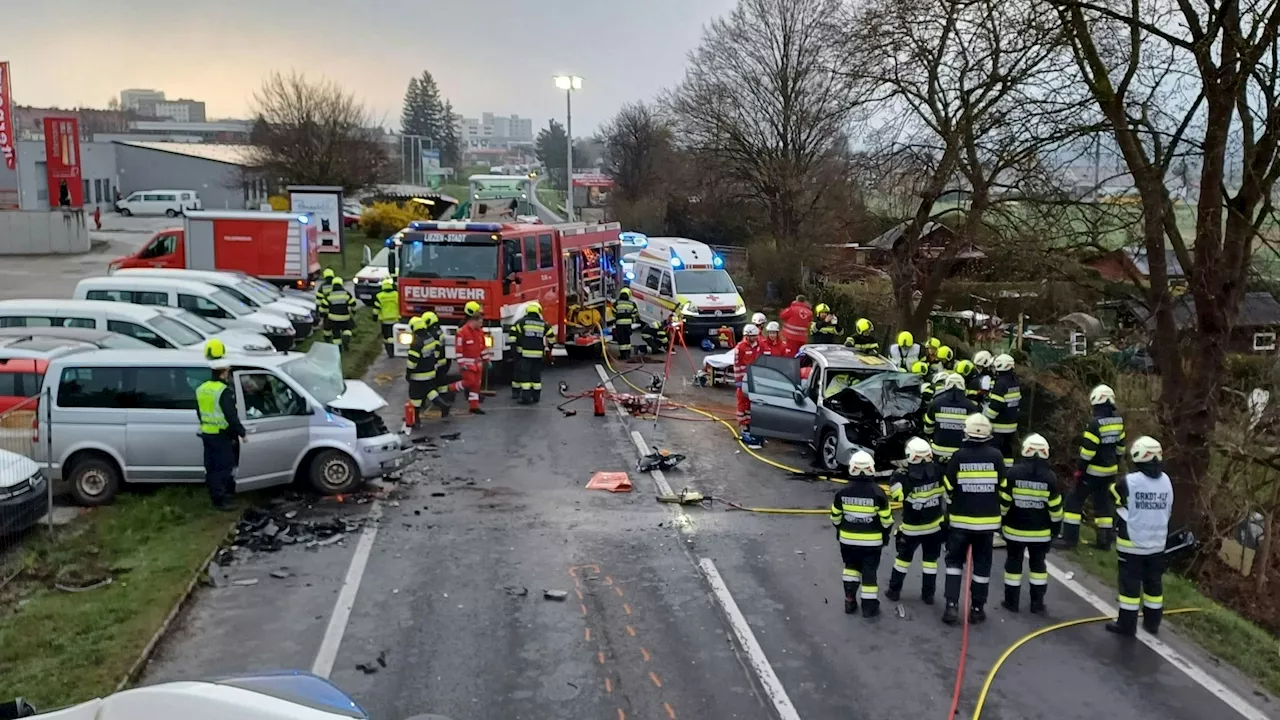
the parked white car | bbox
[0,300,276,353]
[111,268,316,335]
[115,189,202,217]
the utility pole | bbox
[554,75,582,221]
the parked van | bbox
[73,276,296,350]
[36,344,408,505]
[115,190,201,217]
[112,268,317,336]
[628,237,747,340]
[0,300,276,353]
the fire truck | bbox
[390,220,624,360]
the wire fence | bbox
[0,390,54,587]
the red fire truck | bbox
[390,220,624,360]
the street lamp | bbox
[553,75,583,221]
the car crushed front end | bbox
[821,370,924,472]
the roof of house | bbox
[1132,291,1280,330]
[113,141,257,166]
[1123,246,1186,278]
[867,221,952,251]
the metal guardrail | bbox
[0,391,55,586]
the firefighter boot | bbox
[511,385,521,400]
[969,604,987,624]
[1001,585,1020,613]
[921,570,937,605]
[1106,609,1138,637]
[843,582,858,615]
[942,602,960,625]
[861,597,880,619]
[1052,523,1080,550]
[1095,528,1114,550]
[1029,583,1047,615]
[1142,606,1163,635]
[432,396,451,418]
[531,388,542,403]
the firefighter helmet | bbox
[905,437,933,464]
[936,345,954,362]
[927,337,942,349]
[743,323,760,336]
[1130,436,1163,463]
[205,338,230,370]
[526,301,543,315]
[322,268,335,279]
[618,287,631,299]
[848,450,877,476]
[973,350,993,368]
[751,312,767,326]
[909,360,929,376]
[855,317,873,334]
[421,312,439,327]
[942,372,965,391]
[993,353,1015,372]
[381,278,394,291]
[815,303,831,315]
[464,301,483,317]
[765,321,780,333]
[964,413,993,440]
[896,330,914,347]
[1090,384,1116,406]
[955,359,975,377]
[330,276,343,287]
[408,316,427,331]
[1021,433,1050,459]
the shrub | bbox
[1223,354,1275,393]
[360,202,429,240]
[267,195,290,212]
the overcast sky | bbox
[6,0,736,134]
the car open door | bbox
[746,356,818,441]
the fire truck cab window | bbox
[523,236,538,272]
[401,239,500,281]
[538,234,554,269]
[644,268,662,292]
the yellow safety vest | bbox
[196,380,229,435]
[374,290,400,323]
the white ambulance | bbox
[627,237,748,341]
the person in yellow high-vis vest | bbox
[373,278,400,358]
[197,339,245,510]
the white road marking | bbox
[1045,558,1271,720]
[699,558,803,720]
[311,502,383,679]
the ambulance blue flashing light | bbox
[712,254,724,268]
[625,270,636,281]
[297,215,309,224]
[408,221,503,232]
[619,231,648,248]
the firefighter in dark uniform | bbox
[640,318,669,358]
[887,437,946,604]
[508,301,548,404]
[844,318,879,353]
[372,278,399,358]
[613,288,638,360]
[325,276,354,350]
[999,434,1063,614]
[809,303,842,344]
[425,311,461,416]
[1058,384,1126,549]
[196,339,245,510]
[923,373,978,463]
[941,414,1005,625]
[983,353,1022,466]
[1107,436,1173,636]
[404,316,435,428]
[955,359,985,401]
[830,451,894,618]
[316,268,334,341]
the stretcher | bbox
[702,348,736,387]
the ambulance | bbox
[627,236,748,342]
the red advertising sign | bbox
[43,117,82,208]
[0,62,15,170]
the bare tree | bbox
[844,0,1087,335]
[599,102,673,202]
[666,0,863,290]
[248,72,390,191]
[1051,0,1280,527]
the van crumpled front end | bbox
[327,406,408,479]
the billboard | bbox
[422,148,441,170]
[288,186,343,253]
[44,117,82,208]
[0,61,15,171]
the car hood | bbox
[831,370,923,419]
[0,449,40,489]
[678,292,744,313]
[263,300,312,319]
[215,330,275,352]
[242,311,293,333]
[355,265,390,284]
[274,296,316,312]
[326,380,388,412]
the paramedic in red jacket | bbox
[761,321,794,358]
[779,295,813,349]
[456,301,490,414]
[734,323,764,434]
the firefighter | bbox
[973,350,994,390]
[455,301,489,415]
[1058,384,1126,549]
[316,268,335,341]
[889,330,921,368]
[941,414,1005,625]
[809,303,842,344]
[325,276,354,350]
[984,353,1022,466]
[845,318,879,353]
[640,317,670,358]
[372,278,399,358]
[614,287,638,360]
[197,339,245,511]
[404,316,435,428]
[887,437,946,605]
[508,301,548,404]
[761,321,792,357]
[1107,436,1173,637]
[779,295,813,349]
[734,323,765,446]
[955,359,984,400]
[831,450,894,618]
[925,336,943,362]
[920,367,941,407]
[999,434,1063,614]
[923,373,978,463]
[933,345,955,374]
[423,312,461,417]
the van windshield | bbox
[234,282,277,307]
[171,310,221,335]
[280,343,345,405]
[675,269,737,295]
[215,283,260,308]
[211,289,253,317]
[240,276,284,300]
[150,315,204,346]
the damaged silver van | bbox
[35,343,408,505]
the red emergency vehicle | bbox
[391,220,623,360]
[107,210,321,288]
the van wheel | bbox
[308,450,361,495]
[68,456,121,506]
[165,209,179,218]
[820,428,842,473]
[119,208,132,217]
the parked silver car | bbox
[745,345,924,474]
[36,343,409,505]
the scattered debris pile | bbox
[232,506,364,553]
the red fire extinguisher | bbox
[592,385,607,416]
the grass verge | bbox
[0,488,236,707]
[1069,529,1280,698]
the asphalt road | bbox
[140,351,1279,720]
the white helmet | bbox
[764,321,780,333]
[993,353,1015,372]
[1090,384,1116,406]
[743,323,760,337]
[905,437,933,464]
[849,450,877,476]
[941,372,966,391]
[1130,436,1163,463]
[751,312,767,326]
[1021,433,1050,459]
[931,371,950,385]
[973,350,994,369]
[963,413,993,440]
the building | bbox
[9,140,120,212]
[152,99,207,123]
[1086,245,1187,287]
[1128,292,1280,355]
[120,89,166,111]
[455,112,534,149]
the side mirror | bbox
[362,246,372,265]
[736,285,744,293]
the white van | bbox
[0,300,275,352]
[628,237,747,340]
[115,189,202,217]
[111,268,316,335]
[73,276,296,350]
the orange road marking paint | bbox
[605,576,614,585]
[614,586,624,597]
[623,603,632,615]
[598,651,606,665]
[664,702,677,719]
[605,678,613,694]
[581,604,588,616]
[576,588,584,600]
[569,564,601,578]
[617,709,626,720]
[649,671,663,688]
[585,627,591,641]
[640,647,651,662]
[625,625,636,637]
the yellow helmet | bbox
[204,338,226,360]
[955,359,975,377]
[421,312,439,327]
[526,301,543,315]
[330,276,343,287]
[381,278,394,291]
[815,303,831,315]
[896,330,914,347]
[618,287,631,298]
[464,300,483,317]
[855,317,873,334]
[322,268,335,279]
[927,337,942,349]
[909,360,929,376]
[409,316,427,331]
[936,345,954,361]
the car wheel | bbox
[309,449,361,495]
[119,208,132,217]
[68,455,121,506]
[165,209,179,218]
[820,428,842,472]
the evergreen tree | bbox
[536,119,569,189]
[439,100,460,169]
[400,71,444,142]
